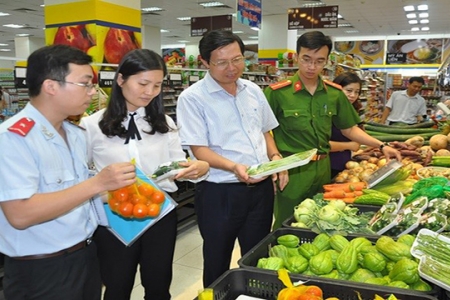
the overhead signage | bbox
[237,0,262,29]
[191,15,232,37]
[386,53,407,64]
[288,6,338,30]
[386,38,448,65]
[98,70,116,88]
[334,40,385,65]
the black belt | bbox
[12,238,92,261]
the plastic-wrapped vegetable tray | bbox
[238,228,441,298]
[193,268,439,300]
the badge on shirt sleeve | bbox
[269,80,291,90]
[8,117,35,137]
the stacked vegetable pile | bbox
[290,197,375,235]
[364,121,440,143]
[256,232,433,293]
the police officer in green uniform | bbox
[264,31,402,229]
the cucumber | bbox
[365,130,386,136]
[364,124,440,134]
[365,121,435,128]
[374,132,437,142]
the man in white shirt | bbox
[380,76,427,125]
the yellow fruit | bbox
[96,25,110,49]
[133,31,142,48]
[87,45,104,64]
[45,27,58,45]
[85,23,97,44]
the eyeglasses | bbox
[299,57,327,68]
[209,56,245,69]
[55,80,97,91]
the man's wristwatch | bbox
[379,143,387,151]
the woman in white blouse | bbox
[80,49,209,300]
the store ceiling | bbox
[0,0,449,55]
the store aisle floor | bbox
[105,221,241,300]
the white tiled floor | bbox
[107,221,241,300]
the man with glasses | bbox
[264,31,401,229]
[0,44,136,300]
[177,30,288,287]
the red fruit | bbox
[103,28,137,64]
[54,26,90,52]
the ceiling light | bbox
[421,27,430,31]
[420,19,429,24]
[301,2,326,7]
[338,23,353,27]
[250,27,260,31]
[0,49,11,52]
[411,27,420,31]
[199,1,225,7]
[338,14,343,19]
[16,33,31,37]
[177,17,191,21]
[142,7,163,12]
[417,4,428,11]
[160,29,169,33]
[248,36,259,39]
[406,13,417,19]
[177,40,189,43]
[0,43,8,46]
[3,24,25,28]
[419,12,429,18]
[0,12,10,16]
[233,30,244,34]
[409,20,418,24]
[345,30,359,33]
[403,5,415,11]
[40,4,45,7]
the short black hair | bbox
[199,30,245,63]
[26,44,92,97]
[296,31,332,56]
[409,76,425,85]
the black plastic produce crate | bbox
[194,268,439,300]
[237,228,442,299]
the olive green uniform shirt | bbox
[264,73,361,228]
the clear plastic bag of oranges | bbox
[108,178,166,219]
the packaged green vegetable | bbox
[151,160,187,181]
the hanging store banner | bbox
[386,38,449,65]
[237,0,262,29]
[334,40,385,65]
[190,15,232,37]
[288,6,338,30]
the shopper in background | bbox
[329,72,364,178]
[264,31,401,229]
[80,49,209,300]
[176,29,289,287]
[0,86,8,110]
[0,44,136,300]
[380,76,426,125]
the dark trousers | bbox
[96,209,177,300]
[195,178,274,287]
[3,241,101,300]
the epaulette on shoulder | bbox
[323,80,342,90]
[269,79,292,90]
[7,117,35,137]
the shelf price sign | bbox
[288,6,338,30]
[99,70,116,88]
[191,15,232,37]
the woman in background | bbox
[80,49,209,300]
[329,72,364,178]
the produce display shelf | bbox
[238,228,441,299]
[194,268,439,300]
